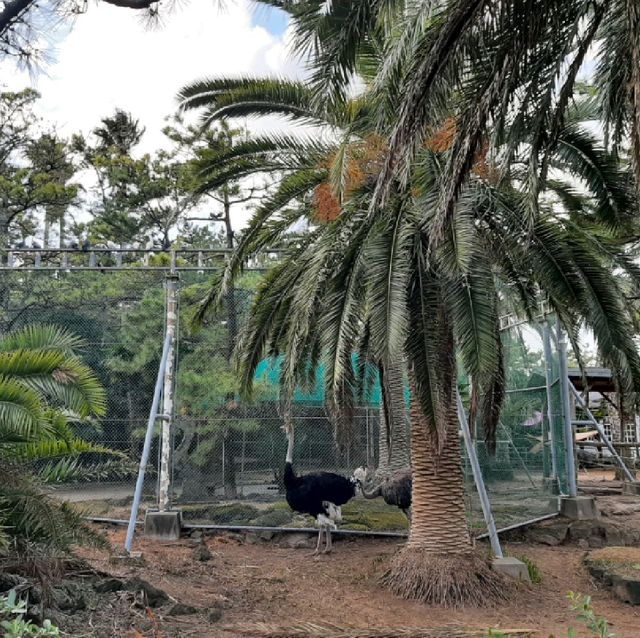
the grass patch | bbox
[341,500,408,531]
[587,547,640,579]
[251,510,293,527]
[516,555,542,584]
[203,503,260,525]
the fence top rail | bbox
[0,247,286,272]
[0,266,269,272]
[3,247,285,254]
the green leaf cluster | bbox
[0,324,110,553]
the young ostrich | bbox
[283,423,356,554]
[353,467,412,522]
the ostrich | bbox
[283,422,356,554]
[353,467,412,522]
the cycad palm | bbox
[0,324,109,553]
[180,73,640,604]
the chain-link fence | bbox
[1,268,173,512]
[1,266,569,535]
[464,321,568,532]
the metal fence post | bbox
[125,332,172,554]
[158,273,179,512]
[456,391,503,558]
[557,326,578,497]
[570,385,637,483]
[542,323,559,485]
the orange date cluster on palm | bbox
[313,134,387,224]
[313,120,497,224]
[425,117,498,182]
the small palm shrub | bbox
[0,325,112,553]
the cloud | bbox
[2,0,300,152]
[0,1,305,235]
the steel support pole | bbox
[125,332,172,553]
[158,274,179,512]
[557,327,578,497]
[542,324,559,483]
[570,385,637,483]
[456,392,503,558]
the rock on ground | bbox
[585,547,640,605]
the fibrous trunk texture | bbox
[381,376,505,606]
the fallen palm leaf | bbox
[226,622,537,638]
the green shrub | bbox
[0,591,60,637]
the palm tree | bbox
[178,76,412,476]
[376,360,410,479]
[270,1,640,226]
[0,324,110,553]
[180,65,640,604]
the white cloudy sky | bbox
[0,1,301,231]
[2,1,297,151]
[0,5,602,241]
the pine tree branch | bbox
[101,0,158,8]
[1,0,160,43]
[0,0,32,36]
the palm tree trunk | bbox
[381,369,505,607]
[405,398,470,552]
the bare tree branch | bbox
[0,0,33,36]
[1,0,161,58]
[101,0,158,9]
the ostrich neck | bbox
[360,481,382,499]
[285,428,294,464]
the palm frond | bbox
[0,465,108,551]
[0,324,86,355]
[192,170,325,326]
[36,457,137,484]
[405,238,451,450]
[290,0,402,107]
[0,376,44,442]
[9,438,125,463]
[235,237,320,399]
[192,134,332,193]
[551,123,636,229]
[365,204,412,363]
[178,76,324,126]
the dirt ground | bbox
[72,526,640,638]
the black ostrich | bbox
[353,467,412,522]
[283,423,356,554]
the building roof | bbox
[568,367,615,392]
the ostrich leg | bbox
[313,524,325,556]
[323,520,337,554]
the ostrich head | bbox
[352,466,368,486]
